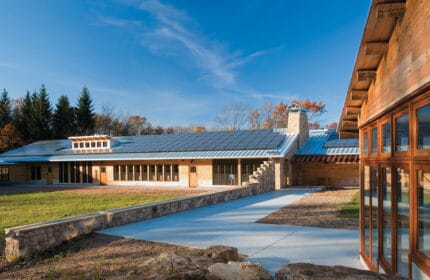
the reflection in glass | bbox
[396,168,409,278]
[371,167,378,266]
[363,132,368,154]
[382,123,391,153]
[417,104,430,150]
[371,128,378,153]
[418,170,430,258]
[395,114,409,152]
[382,167,392,264]
[364,166,370,257]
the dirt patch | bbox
[0,185,207,195]
[0,233,210,279]
[258,187,359,230]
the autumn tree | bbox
[53,95,75,139]
[248,108,262,130]
[76,86,95,135]
[215,103,249,131]
[325,122,338,129]
[0,89,12,127]
[193,125,207,133]
[291,98,326,126]
[0,123,22,152]
[272,102,289,128]
[127,115,147,136]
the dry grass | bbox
[258,187,359,230]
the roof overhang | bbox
[338,0,406,138]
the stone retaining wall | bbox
[5,181,274,262]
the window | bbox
[213,159,238,185]
[134,165,140,181]
[127,165,133,181]
[381,167,392,265]
[142,165,148,181]
[0,167,9,182]
[103,141,108,147]
[31,166,41,180]
[113,165,119,181]
[91,142,96,148]
[172,165,179,181]
[364,166,371,257]
[157,165,163,181]
[70,163,76,183]
[87,162,93,183]
[418,169,430,258]
[58,163,69,183]
[190,166,197,173]
[149,165,156,181]
[97,142,101,148]
[371,127,378,154]
[85,142,90,148]
[382,123,391,153]
[75,162,80,183]
[164,165,171,181]
[74,143,78,149]
[241,159,264,183]
[79,143,84,148]
[396,168,409,277]
[82,162,88,183]
[371,167,378,266]
[120,165,126,181]
[417,104,430,150]
[395,114,409,152]
[363,132,369,154]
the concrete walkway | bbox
[99,188,363,274]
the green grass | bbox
[0,191,182,238]
[338,191,360,219]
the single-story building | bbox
[0,105,359,189]
[338,0,430,278]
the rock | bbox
[275,263,406,280]
[207,261,272,280]
[205,245,239,263]
[141,253,208,280]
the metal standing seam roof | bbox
[0,129,298,163]
[294,129,359,156]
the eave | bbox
[338,0,406,138]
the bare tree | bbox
[248,108,262,130]
[215,103,249,131]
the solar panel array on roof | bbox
[0,129,288,158]
[114,129,286,153]
[324,138,359,148]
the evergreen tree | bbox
[0,89,11,127]
[13,92,33,144]
[31,85,53,140]
[76,86,95,135]
[53,95,74,139]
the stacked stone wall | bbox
[5,182,274,262]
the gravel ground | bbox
[258,187,359,230]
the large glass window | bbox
[417,104,430,150]
[149,165,156,181]
[381,167,392,264]
[113,165,119,181]
[241,159,264,183]
[142,165,148,181]
[395,114,409,152]
[418,169,430,258]
[371,167,378,266]
[127,165,133,181]
[120,165,126,181]
[157,165,163,181]
[134,165,140,181]
[213,159,238,185]
[75,163,80,183]
[382,123,391,153]
[363,132,369,154]
[364,166,371,257]
[82,162,88,183]
[164,165,171,181]
[0,167,9,182]
[396,168,409,277]
[31,166,41,180]
[371,128,378,154]
[173,165,179,181]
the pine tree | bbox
[0,89,11,127]
[76,86,95,135]
[31,85,53,140]
[13,92,33,144]
[53,95,75,139]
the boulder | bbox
[205,245,239,263]
[275,263,406,280]
[141,252,208,279]
[207,261,272,280]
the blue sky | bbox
[0,0,370,128]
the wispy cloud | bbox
[119,0,274,89]
[98,16,142,27]
[0,62,21,69]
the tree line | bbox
[0,85,208,153]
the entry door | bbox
[189,166,198,188]
[100,167,108,185]
[46,167,53,185]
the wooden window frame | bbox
[379,164,393,274]
[369,125,379,158]
[412,96,430,158]
[393,107,410,158]
[379,116,392,158]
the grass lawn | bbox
[0,191,182,238]
[338,191,359,219]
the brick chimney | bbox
[287,104,309,146]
